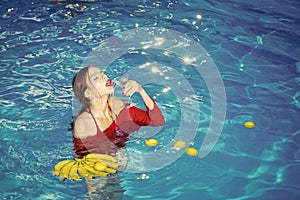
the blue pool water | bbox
[1,0,299,199]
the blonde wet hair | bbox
[72,65,96,111]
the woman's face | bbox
[87,66,114,97]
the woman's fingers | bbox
[124,88,135,97]
[123,81,137,97]
[122,80,140,97]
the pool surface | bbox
[0,0,299,199]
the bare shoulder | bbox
[108,97,126,115]
[74,112,97,138]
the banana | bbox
[85,158,110,170]
[97,159,118,169]
[85,158,118,169]
[93,162,107,171]
[84,164,109,177]
[86,154,117,163]
[77,163,94,179]
[53,160,73,176]
[69,162,81,181]
[85,157,101,163]
[104,167,117,174]
[84,160,97,167]
[53,154,118,181]
[74,157,85,163]
[85,159,117,175]
[60,160,76,180]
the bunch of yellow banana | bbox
[53,154,119,181]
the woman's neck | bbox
[89,95,111,119]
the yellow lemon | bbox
[145,138,158,147]
[174,140,186,149]
[94,162,107,171]
[185,147,198,156]
[244,121,255,128]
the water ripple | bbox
[0,0,299,199]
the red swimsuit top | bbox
[73,100,165,157]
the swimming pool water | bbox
[0,0,299,199]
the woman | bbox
[72,65,165,158]
[72,65,165,199]
[73,65,165,199]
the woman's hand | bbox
[121,78,154,110]
[122,80,143,97]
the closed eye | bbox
[93,72,104,81]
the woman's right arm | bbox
[128,99,165,126]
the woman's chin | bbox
[108,87,115,94]
[96,87,114,97]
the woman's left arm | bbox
[123,80,165,126]
[123,80,153,109]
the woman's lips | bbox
[106,79,112,87]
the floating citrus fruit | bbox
[145,138,158,147]
[244,121,255,128]
[185,147,198,156]
[174,140,186,149]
